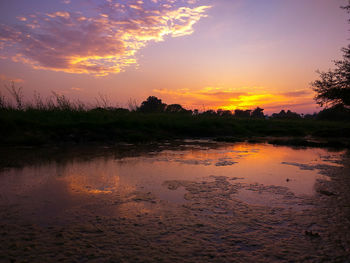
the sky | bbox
[0,0,349,114]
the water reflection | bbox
[0,142,344,223]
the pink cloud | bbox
[0,0,211,76]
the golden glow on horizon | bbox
[222,94,284,110]
[154,86,315,112]
[1,0,345,114]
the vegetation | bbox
[311,4,350,111]
[0,4,349,148]
[271,110,302,119]
[0,86,349,147]
[311,45,350,108]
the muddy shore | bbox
[0,146,349,262]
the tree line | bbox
[1,4,349,121]
[135,95,320,119]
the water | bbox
[0,142,343,220]
[0,142,348,262]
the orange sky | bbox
[0,0,348,114]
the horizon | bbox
[0,87,323,116]
[0,0,349,114]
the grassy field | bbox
[1,108,349,147]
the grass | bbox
[1,84,349,147]
[1,108,350,147]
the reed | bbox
[0,85,349,146]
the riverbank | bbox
[1,109,349,147]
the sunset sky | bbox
[0,0,348,114]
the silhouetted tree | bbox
[165,104,187,113]
[234,109,251,118]
[303,113,317,119]
[311,46,350,107]
[251,107,265,118]
[311,4,350,108]
[271,110,301,119]
[317,104,350,121]
[202,109,216,116]
[216,109,232,117]
[138,96,166,113]
[272,110,286,119]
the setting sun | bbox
[1,1,350,262]
[0,0,348,113]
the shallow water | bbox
[0,142,349,262]
[0,142,343,220]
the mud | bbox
[0,144,349,262]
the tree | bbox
[251,107,264,118]
[311,46,350,107]
[202,109,216,116]
[165,104,187,113]
[234,109,251,118]
[271,110,301,119]
[216,109,232,117]
[317,104,350,121]
[138,96,166,113]
[311,4,350,108]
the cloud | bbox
[0,74,24,83]
[0,0,211,76]
[153,86,316,112]
[71,87,83,91]
[154,86,248,109]
[280,89,313,97]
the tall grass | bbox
[0,83,349,146]
[1,82,106,112]
[6,82,24,110]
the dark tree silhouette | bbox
[138,96,166,113]
[234,109,251,118]
[216,109,232,117]
[165,104,187,113]
[311,46,350,107]
[202,109,216,115]
[317,104,350,121]
[271,110,301,119]
[251,107,265,118]
[311,4,350,107]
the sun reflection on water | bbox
[0,142,345,222]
